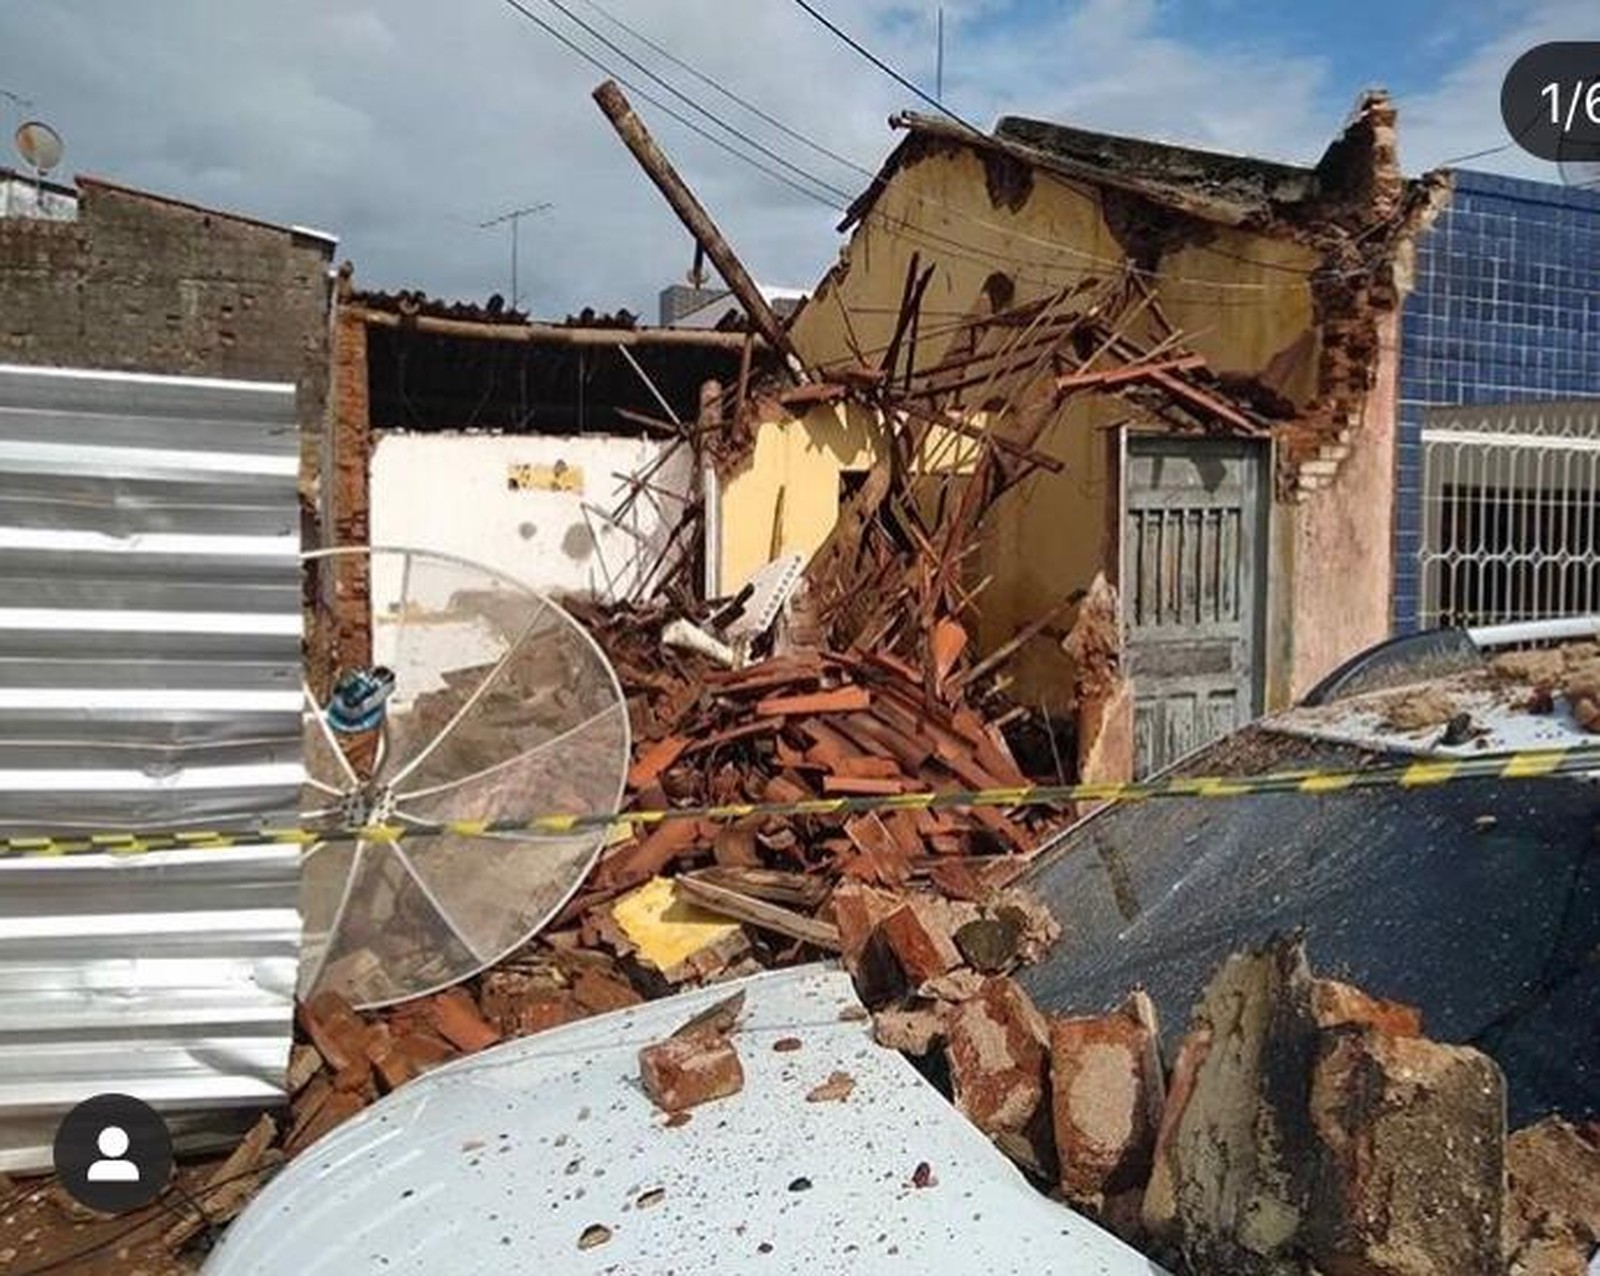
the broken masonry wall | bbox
[783,140,1338,715]
[714,399,989,599]
[370,431,694,601]
[715,400,879,595]
[1274,306,1400,705]
[0,179,333,514]
[321,296,373,682]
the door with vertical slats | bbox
[1123,437,1267,777]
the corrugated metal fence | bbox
[0,364,304,1172]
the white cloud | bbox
[0,1,1590,317]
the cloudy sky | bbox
[3,0,1596,318]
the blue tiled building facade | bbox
[1393,170,1600,631]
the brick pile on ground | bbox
[562,598,1071,914]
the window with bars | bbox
[1419,402,1600,628]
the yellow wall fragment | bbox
[611,876,743,973]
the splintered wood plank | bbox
[677,873,842,951]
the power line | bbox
[575,0,876,181]
[782,0,1403,285]
[521,0,858,205]
[788,0,970,129]
[497,0,844,208]
[501,0,1396,296]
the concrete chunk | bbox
[1504,1117,1600,1276]
[946,977,1056,1177]
[1049,991,1165,1216]
[1306,1027,1505,1275]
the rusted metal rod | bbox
[592,79,802,371]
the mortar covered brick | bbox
[638,1032,745,1113]
[1311,977,1423,1038]
[946,977,1056,1176]
[1049,991,1165,1210]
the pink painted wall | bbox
[1286,307,1400,701]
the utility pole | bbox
[593,79,802,368]
[479,201,552,311]
[936,7,945,104]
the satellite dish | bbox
[14,120,63,176]
[298,546,630,1009]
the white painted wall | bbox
[0,175,77,220]
[370,431,694,601]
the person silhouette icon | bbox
[86,1125,140,1182]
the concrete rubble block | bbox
[880,896,965,985]
[638,1030,745,1114]
[945,977,1057,1178]
[1504,1117,1600,1275]
[1306,1026,1505,1276]
[1049,990,1165,1219]
[1311,978,1423,1038]
[1140,937,1322,1271]
[872,1002,950,1056]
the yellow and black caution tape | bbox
[5,743,1599,861]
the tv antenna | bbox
[478,201,552,311]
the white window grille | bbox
[1419,400,1600,629]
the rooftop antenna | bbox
[936,6,945,103]
[478,201,553,311]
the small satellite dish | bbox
[14,120,63,176]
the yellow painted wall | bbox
[723,138,1327,706]
[716,401,878,594]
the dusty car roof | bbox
[205,965,1163,1275]
[1018,697,1600,1126]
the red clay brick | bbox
[428,988,501,1054]
[638,1032,744,1114]
[946,978,1056,1177]
[1049,992,1164,1211]
[880,898,963,985]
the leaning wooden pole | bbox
[593,79,803,373]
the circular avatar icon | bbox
[52,1093,173,1214]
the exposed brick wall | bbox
[323,298,372,677]
[0,181,333,503]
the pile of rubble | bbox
[627,925,1600,1276]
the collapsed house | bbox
[705,91,1436,780]
[5,77,1600,1276]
